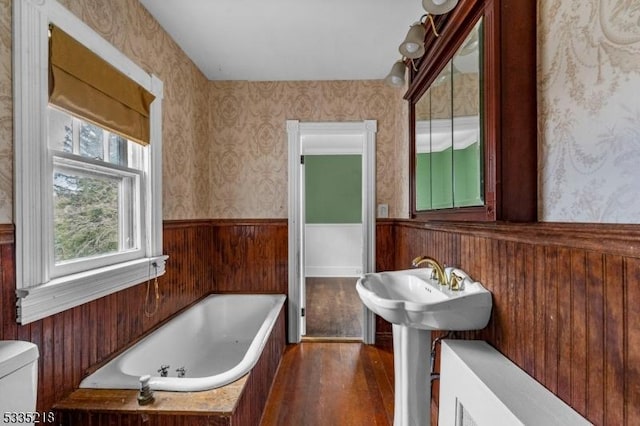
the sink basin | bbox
[356,268,492,330]
[356,267,493,425]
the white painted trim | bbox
[16,255,168,324]
[439,340,591,425]
[13,0,49,293]
[305,267,362,277]
[287,120,302,342]
[148,75,165,259]
[301,134,363,155]
[13,0,165,324]
[287,120,377,344]
[362,120,377,344]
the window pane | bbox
[79,122,104,161]
[53,170,120,262]
[48,107,73,153]
[108,133,128,166]
[48,107,142,169]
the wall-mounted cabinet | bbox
[408,0,537,222]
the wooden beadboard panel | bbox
[0,220,288,413]
[208,220,289,294]
[3,217,638,425]
[381,221,640,425]
[57,414,231,426]
[238,307,286,426]
[374,221,395,347]
[0,223,12,244]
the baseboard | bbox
[305,267,362,277]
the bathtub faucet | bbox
[176,367,187,378]
[157,365,170,377]
[411,256,447,286]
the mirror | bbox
[413,19,482,212]
[415,87,431,210]
[452,20,482,207]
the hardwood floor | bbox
[305,277,363,338]
[261,342,395,426]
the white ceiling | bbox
[138,0,426,81]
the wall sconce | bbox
[398,15,439,60]
[422,0,459,15]
[399,22,427,59]
[384,60,407,88]
[385,0,459,87]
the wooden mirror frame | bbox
[407,0,537,222]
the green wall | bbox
[416,142,482,210]
[453,142,482,206]
[305,155,362,224]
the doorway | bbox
[303,153,362,339]
[287,120,377,344]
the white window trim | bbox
[13,0,166,324]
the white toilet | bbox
[0,341,39,426]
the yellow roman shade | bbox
[48,25,155,146]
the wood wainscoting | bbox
[0,220,288,416]
[3,218,639,424]
[377,220,640,425]
[374,220,396,348]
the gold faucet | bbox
[411,256,447,286]
[449,270,465,291]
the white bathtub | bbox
[79,294,286,392]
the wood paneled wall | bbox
[374,221,396,347]
[3,217,637,424]
[379,220,640,425]
[0,220,288,413]
[208,220,288,294]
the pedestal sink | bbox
[356,267,492,426]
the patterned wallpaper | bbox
[1,0,639,223]
[57,0,214,221]
[208,80,407,218]
[0,0,11,223]
[538,0,640,222]
[0,0,211,222]
[415,73,479,120]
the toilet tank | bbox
[0,341,39,424]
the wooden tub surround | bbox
[54,379,247,421]
[54,303,286,425]
[0,220,288,415]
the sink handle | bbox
[449,271,465,291]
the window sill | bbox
[16,255,168,324]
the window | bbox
[49,109,144,277]
[14,0,166,324]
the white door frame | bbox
[287,120,377,344]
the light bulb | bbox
[405,43,419,53]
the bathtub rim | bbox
[79,293,286,392]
